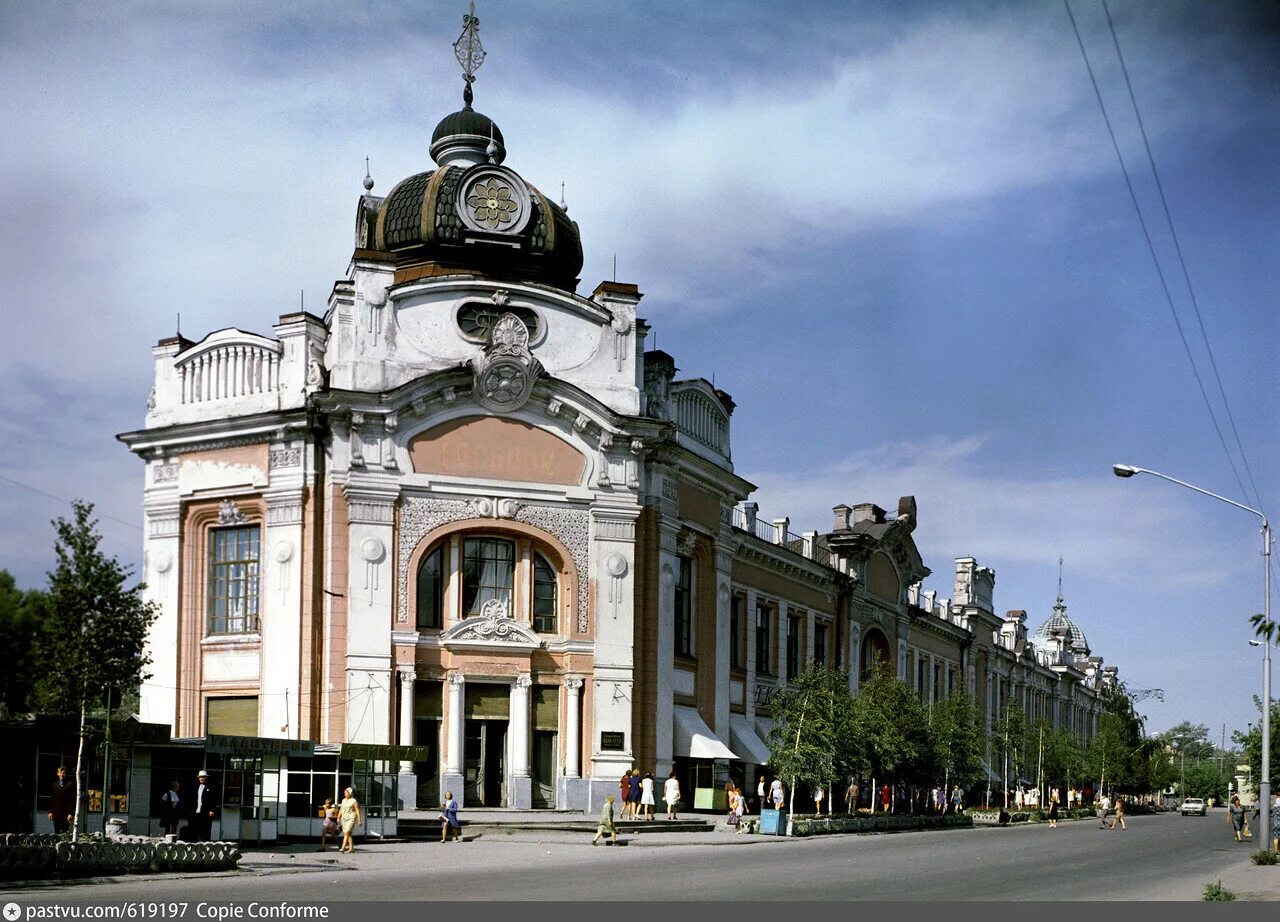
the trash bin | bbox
[759,808,788,835]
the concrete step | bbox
[397,818,714,838]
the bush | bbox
[1252,849,1279,866]
[1203,881,1236,901]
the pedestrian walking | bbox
[1270,794,1280,852]
[880,784,891,814]
[757,775,767,815]
[619,772,631,819]
[951,784,964,815]
[845,780,859,815]
[319,798,339,851]
[725,781,738,823]
[813,785,824,814]
[160,780,181,836]
[191,769,216,842]
[1229,796,1247,843]
[1109,796,1127,830]
[49,766,75,835]
[628,769,642,819]
[440,790,461,842]
[771,778,785,811]
[593,794,618,846]
[663,771,681,820]
[640,771,655,821]
[730,787,746,832]
[338,786,363,853]
[1047,794,1059,828]
[1097,793,1111,829]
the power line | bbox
[1100,0,1266,516]
[1062,0,1252,508]
[0,472,142,531]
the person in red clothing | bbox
[880,784,891,813]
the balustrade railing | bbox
[673,389,730,455]
[178,342,282,404]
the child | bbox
[320,799,338,851]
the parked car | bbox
[1180,797,1207,816]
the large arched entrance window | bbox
[414,531,565,636]
[860,627,891,681]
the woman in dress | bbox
[593,794,618,846]
[619,772,632,820]
[663,771,681,820]
[639,771,655,821]
[1046,793,1059,828]
[1109,796,1127,830]
[440,790,461,842]
[813,785,825,815]
[319,798,339,851]
[732,786,747,833]
[1228,796,1246,842]
[628,769,642,819]
[337,786,363,854]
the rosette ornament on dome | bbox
[367,2,583,291]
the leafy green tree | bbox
[929,693,982,795]
[851,665,930,800]
[0,570,47,716]
[767,665,840,825]
[994,702,1028,803]
[1233,696,1280,792]
[32,501,158,841]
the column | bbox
[397,667,418,811]
[398,668,416,771]
[443,672,465,804]
[743,589,758,721]
[509,674,532,809]
[564,677,583,778]
[776,600,789,680]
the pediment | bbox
[439,598,542,652]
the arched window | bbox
[533,552,557,634]
[417,545,444,630]
[462,537,515,615]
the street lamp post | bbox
[1113,464,1272,841]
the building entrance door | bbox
[531,731,557,807]
[463,720,507,807]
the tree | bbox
[0,570,47,716]
[1234,696,1280,793]
[1041,724,1086,796]
[767,665,843,828]
[851,665,930,801]
[32,501,158,841]
[994,702,1028,805]
[929,693,982,796]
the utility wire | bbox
[0,472,143,531]
[1099,0,1266,515]
[1062,0,1252,508]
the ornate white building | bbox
[117,13,1117,818]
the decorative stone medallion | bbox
[471,311,543,413]
[458,167,529,235]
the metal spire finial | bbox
[453,1,486,109]
[559,181,568,213]
[363,156,374,192]
[1054,556,1066,611]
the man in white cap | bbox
[192,770,216,841]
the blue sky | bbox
[1,0,1277,737]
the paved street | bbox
[6,812,1277,901]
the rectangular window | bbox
[833,617,843,669]
[730,596,745,669]
[208,526,260,634]
[416,545,444,630]
[462,537,515,615]
[917,657,927,693]
[674,556,693,657]
[755,604,772,674]
[786,614,800,681]
[933,663,943,702]
[533,553,558,634]
[814,622,827,667]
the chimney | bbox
[832,504,851,532]
[852,503,885,525]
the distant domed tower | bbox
[1031,560,1091,657]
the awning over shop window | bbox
[729,714,770,765]
[674,706,738,760]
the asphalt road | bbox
[5,810,1262,902]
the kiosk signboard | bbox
[205,734,315,758]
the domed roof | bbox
[1031,599,1090,657]
[370,159,582,291]
[430,107,506,165]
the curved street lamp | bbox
[1112,463,1272,838]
